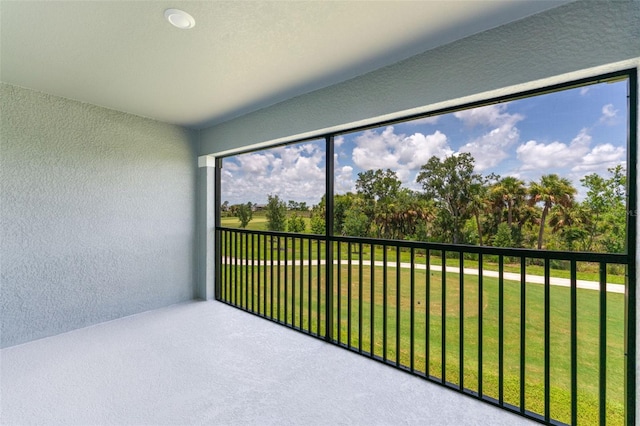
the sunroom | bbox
[1,1,638,425]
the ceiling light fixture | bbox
[164,9,195,30]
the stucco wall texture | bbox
[200,1,640,156]
[0,84,197,348]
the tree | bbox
[287,212,306,233]
[492,223,514,247]
[581,165,627,252]
[355,168,402,201]
[381,189,432,240]
[310,213,325,235]
[265,194,287,231]
[342,204,369,237]
[416,153,482,244]
[355,169,402,236]
[236,202,253,228]
[548,202,591,251]
[468,181,490,246]
[287,200,299,211]
[310,197,326,234]
[528,174,576,250]
[333,193,355,235]
[491,176,527,227]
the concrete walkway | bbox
[1,301,535,425]
[222,257,626,294]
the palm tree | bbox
[468,182,489,245]
[491,176,526,227]
[549,202,591,251]
[528,174,577,250]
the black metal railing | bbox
[215,227,631,425]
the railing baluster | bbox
[308,238,311,333]
[235,230,238,305]
[239,232,243,308]
[410,247,415,373]
[277,236,282,322]
[257,233,261,315]
[348,242,352,347]
[326,237,334,342]
[496,254,501,405]
[480,253,488,399]
[234,231,238,306]
[337,241,342,344]
[396,246,401,367]
[442,250,447,384]
[570,260,577,425]
[245,232,249,309]
[359,242,364,354]
[247,232,251,309]
[284,236,288,325]
[317,238,321,336]
[222,230,226,301]
[251,234,260,312]
[544,259,551,423]
[426,249,431,378]
[270,236,274,319]
[383,244,388,362]
[459,252,464,391]
[292,237,296,327]
[520,257,526,414]
[370,243,375,357]
[299,238,304,329]
[599,261,607,425]
[229,230,232,302]
[263,234,268,317]
[240,231,243,306]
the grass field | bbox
[218,231,628,425]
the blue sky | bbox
[221,79,628,206]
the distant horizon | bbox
[221,79,628,206]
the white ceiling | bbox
[0,1,569,129]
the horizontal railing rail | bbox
[215,226,629,425]
[217,227,628,263]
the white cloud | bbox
[571,143,626,173]
[351,126,453,185]
[516,129,592,171]
[221,143,326,205]
[580,87,590,96]
[600,103,618,124]
[397,131,451,169]
[459,123,520,171]
[352,126,403,170]
[335,165,354,193]
[237,152,274,175]
[455,104,524,171]
[516,128,626,182]
[602,104,617,118]
[454,104,523,128]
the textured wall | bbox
[200,1,640,155]
[0,84,197,348]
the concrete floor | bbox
[1,301,535,425]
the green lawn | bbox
[218,246,627,425]
[221,213,311,232]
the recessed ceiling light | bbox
[164,8,195,30]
